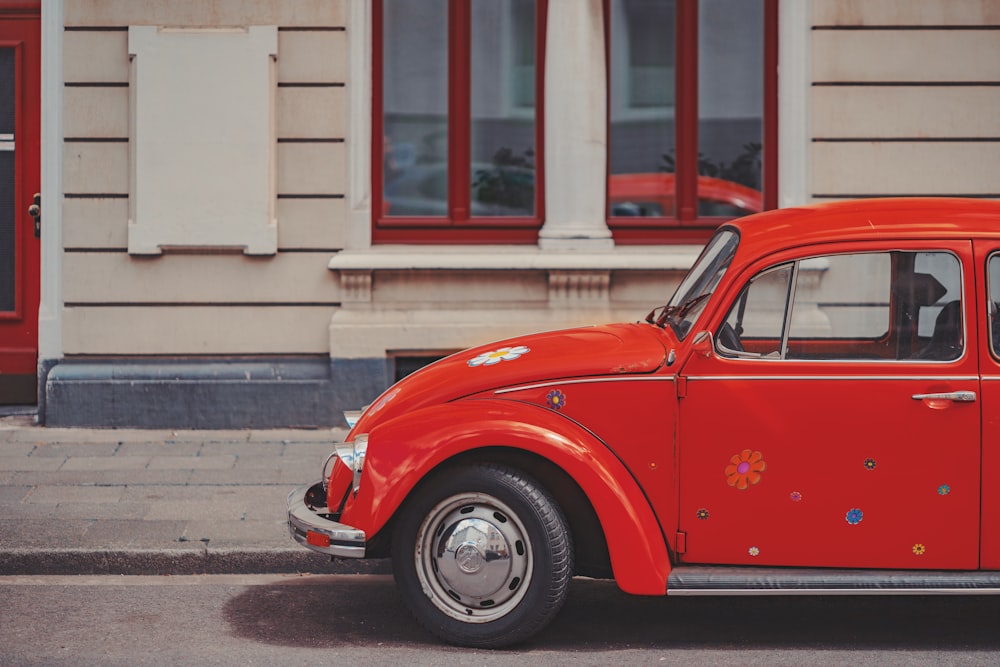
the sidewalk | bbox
[0,413,389,576]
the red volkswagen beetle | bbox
[289,198,1000,647]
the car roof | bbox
[725,197,1000,261]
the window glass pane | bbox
[608,0,676,218]
[989,255,1000,357]
[783,252,961,362]
[719,264,792,357]
[698,0,763,218]
[799,255,891,340]
[470,0,536,217]
[911,252,962,361]
[382,0,449,217]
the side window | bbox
[718,264,792,357]
[988,254,1000,357]
[717,251,963,361]
[786,254,892,360]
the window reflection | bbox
[382,0,537,219]
[609,0,677,218]
[471,0,536,217]
[698,0,763,210]
[608,0,765,221]
[382,0,448,216]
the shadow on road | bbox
[224,574,1000,651]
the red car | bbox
[289,197,1000,647]
[609,173,763,217]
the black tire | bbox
[390,463,573,648]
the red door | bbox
[677,242,982,571]
[0,2,40,404]
[976,240,1000,569]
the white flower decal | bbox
[468,345,530,367]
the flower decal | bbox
[696,508,710,521]
[938,484,951,496]
[546,389,566,411]
[748,546,760,557]
[864,458,877,471]
[789,491,803,503]
[845,508,864,525]
[725,449,766,490]
[913,543,926,556]
[468,345,530,367]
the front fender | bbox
[344,398,671,595]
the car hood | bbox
[350,323,669,433]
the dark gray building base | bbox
[41,357,393,430]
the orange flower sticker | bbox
[726,449,766,490]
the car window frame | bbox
[713,248,967,364]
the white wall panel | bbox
[277,30,347,83]
[64,0,346,27]
[64,306,336,354]
[813,30,1000,82]
[812,142,1000,195]
[814,0,1000,26]
[63,86,128,137]
[276,86,345,138]
[62,252,340,303]
[63,29,128,83]
[813,87,1000,138]
[63,141,128,194]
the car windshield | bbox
[647,228,740,339]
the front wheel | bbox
[391,463,573,648]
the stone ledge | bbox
[328,245,702,271]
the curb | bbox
[0,548,391,576]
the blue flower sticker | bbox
[546,389,566,411]
[938,484,951,496]
[864,458,876,471]
[846,508,864,525]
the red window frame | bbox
[606,0,779,245]
[372,0,547,245]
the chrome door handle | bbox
[911,391,977,402]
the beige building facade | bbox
[14,0,1000,426]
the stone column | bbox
[539,0,613,251]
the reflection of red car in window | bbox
[609,173,763,218]
[381,165,762,219]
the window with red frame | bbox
[374,0,546,244]
[607,0,778,244]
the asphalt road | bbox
[3,574,1000,666]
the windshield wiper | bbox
[645,293,712,329]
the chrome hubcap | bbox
[415,493,532,623]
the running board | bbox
[667,566,1000,595]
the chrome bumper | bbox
[287,482,366,558]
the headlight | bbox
[335,433,368,494]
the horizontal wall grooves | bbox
[812,25,1000,30]
[813,138,1000,143]
[812,194,1000,200]
[810,18,1000,201]
[60,19,349,355]
[65,302,341,308]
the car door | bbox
[677,241,981,571]
[976,241,1000,569]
